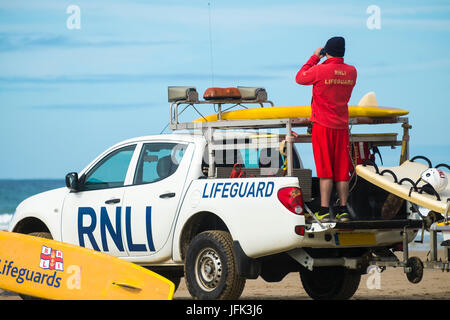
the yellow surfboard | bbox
[356,161,450,214]
[193,105,409,123]
[0,231,174,300]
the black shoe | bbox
[336,206,351,222]
[314,211,332,223]
[312,207,332,223]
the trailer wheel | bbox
[184,231,246,300]
[300,266,361,300]
[405,256,423,284]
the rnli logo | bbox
[39,246,64,271]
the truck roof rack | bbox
[167,86,411,177]
[169,86,407,131]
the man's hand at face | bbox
[314,47,325,59]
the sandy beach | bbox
[1,250,448,300]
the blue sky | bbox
[0,0,449,179]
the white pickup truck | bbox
[9,87,426,300]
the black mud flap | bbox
[233,241,261,279]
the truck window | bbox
[134,142,187,185]
[83,144,136,190]
[204,143,300,170]
[245,147,283,169]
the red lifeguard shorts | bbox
[312,122,351,181]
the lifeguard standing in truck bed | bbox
[296,36,357,222]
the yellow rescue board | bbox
[194,105,409,122]
[0,231,174,300]
[356,161,450,214]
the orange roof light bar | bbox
[203,87,242,100]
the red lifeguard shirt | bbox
[296,55,357,129]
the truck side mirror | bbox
[65,172,80,192]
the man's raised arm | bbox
[295,48,323,85]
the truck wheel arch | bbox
[179,211,229,260]
[12,217,51,236]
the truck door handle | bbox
[105,198,121,205]
[159,192,176,199]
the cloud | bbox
[357,59,450,76]
[29,101,153,111]
[260,58,450,76]
[382,18,450,31]
[0,32,178,52]
[380,4,450,15]
[2,1,364,31]
[0,72,280,85]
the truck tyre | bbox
[184,230,246,300]
[299,266,361,300]
[29,232,52,240]
[165,276,181,292]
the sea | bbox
[0,180,443,250]
[0,180,64,230]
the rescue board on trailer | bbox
[355,160,450,214]
[0,231,174,300]
[193,105,408,122]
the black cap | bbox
[324,36,345,57]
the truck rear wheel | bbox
[184,230,246,300]
[299,266,361,300]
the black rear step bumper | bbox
[334,219,423,230]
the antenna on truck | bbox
[208,1,215,86]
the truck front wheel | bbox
[20,232,53,300]
[184,231,246,300]
[299,266,361,300]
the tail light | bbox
[295,225,305,236]
[277,187,304,215]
